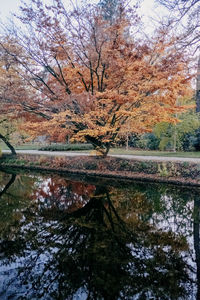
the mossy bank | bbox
[1,154,200,186]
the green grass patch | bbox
[15,144,42,150]
[110,148,200,158]
[0,143,42,150]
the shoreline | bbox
[1,153,200,187]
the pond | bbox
[0,168,199,299]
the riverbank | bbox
[1,153,200,187]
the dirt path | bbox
[3,149,200,163]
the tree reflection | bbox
[0,174,194,300]
[0,173,16,198]
[0,171,39,263]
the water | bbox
[0,169,199,299]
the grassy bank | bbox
[109,149,200,158]
[1,153,200,186]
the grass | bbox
[0,143,42,150]
[110,148,200,158]
[0,143,93,151]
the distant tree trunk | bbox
[66,135,70,144]
[0,133,16,155]
[126,121,130,151]
[173,113,178,152]
[126,133,129,151]
[196,56,200,113]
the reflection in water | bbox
[0,170,198,299]
[0,174,16,198]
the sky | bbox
[0,0,157,15]
[0,0,168,31]
[0,0,20,20]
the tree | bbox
[153,110,200,151]
[197,56,200,111]
[0,37,41,154]
[1,0,192,156]
[157,0,200,112]
[0,44,18,154]
[0,133,16,155]
[98,0,121,23]
[0,118,16,155]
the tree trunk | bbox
[0,133,16,155]
[85,135,110,157]
[196,55,200,113]
[126,133,129,151]
[173,119,177,152]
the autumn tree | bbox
[1,0,192,156]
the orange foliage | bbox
[0,1,193,155]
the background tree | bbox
[153,105,200,151]
[0,36,45,154]
[0,42,19,154]
[98,0,121,23]
[157,0,200,111]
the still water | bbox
[0,169,199,299]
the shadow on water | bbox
[0,169,199,299]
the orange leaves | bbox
[0,1,193,155]
[23,20,193,149]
